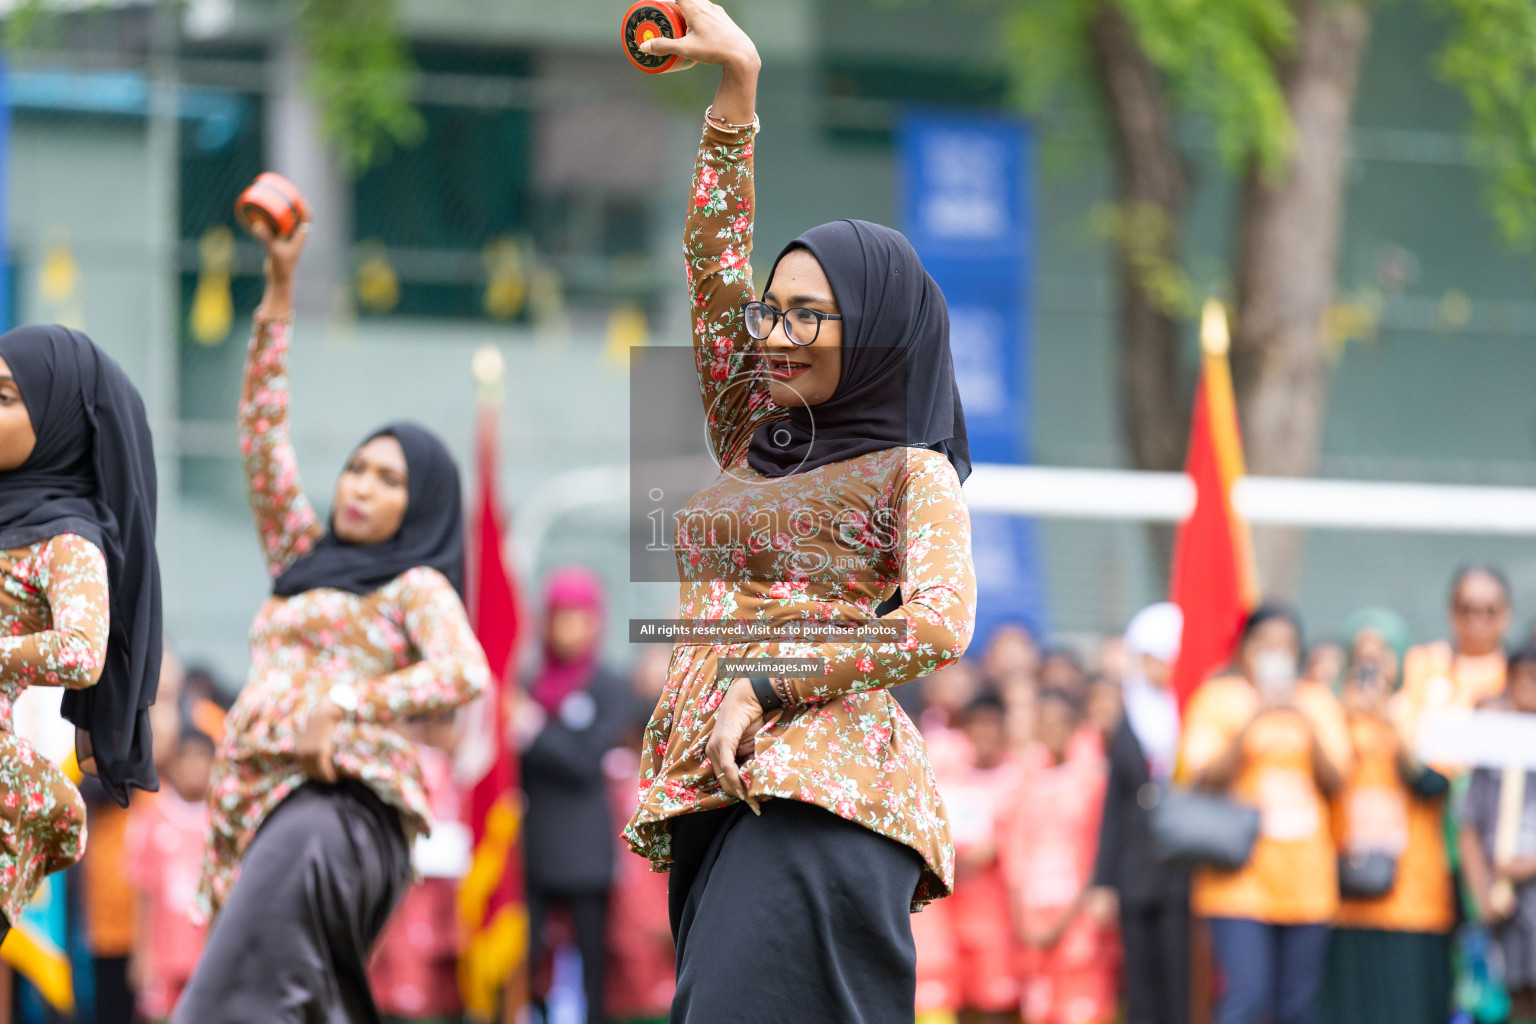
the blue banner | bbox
[900,111,1047,642]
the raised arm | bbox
[646,1,772,467]
[240,218,323,578]
[0,534,108,689]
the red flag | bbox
[1168,301,1260,709]
[457,377,529,1022]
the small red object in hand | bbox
[235,172,311,238]
[621,1,696,74]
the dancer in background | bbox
[1179,605,1351,1024]
[0,321,162,942]
[517,565,629,1024]
[625,3,976,1020]
[1091,602,1190,1024]
[176,214,489,1022]
[1319,608,1454,1024]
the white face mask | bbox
[1253,648,1298,701]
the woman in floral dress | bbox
[0,323,161,941]
[625,5,977,1021]
[176,217,490,1022]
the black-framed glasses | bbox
[741,300,843,346]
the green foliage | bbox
[1438,0,1536,250]
[298,0,425,174]
[1002,0,1098,111]
[3,0,49,49]
[1091,201,1198,316]
[1002,0,1296,173]
[1120,0,1295,172]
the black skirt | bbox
[174,780,412,1024]
[668,798,924,1024]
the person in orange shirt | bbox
[1396,564,1511,747]
[1179,605,1351,1024]
[1005,689,1117,1024]
[1318,608,1454,1024]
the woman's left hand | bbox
[296,697,345,783]
[705,678,765,813]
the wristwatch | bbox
[749,676,784,713]
[327,682,360,718]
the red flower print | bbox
[694,190,708,209]
[709,357,730,382]
[856,657,875,674]
[732,216,748,234]
[699,166,718,188]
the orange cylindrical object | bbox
[235,172,311,238]
[621,1,696,74]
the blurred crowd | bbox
[43,560,1536,1024]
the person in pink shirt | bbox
[126,727,215,1022]
[1003,689,1118,1024]
[917,692,1028,1023]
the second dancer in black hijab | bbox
[177,216,490,1024]
[0,323,161,941]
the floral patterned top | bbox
[0,533,107,924]
[195,317,489,920]
[622,117,978,906]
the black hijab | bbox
[0,325,161,807]
[746,219,971,483]
[272,421,465,599]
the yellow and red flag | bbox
[1169,300,1260,708]
[457,348,529,1022]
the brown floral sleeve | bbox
[0,534,109,689]
[239,317,324,578]
[353,568,489,724]
[744,450,976,705]
[686,119,777,468]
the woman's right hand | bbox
[639,0,759,71]
[251,216,310,320]
[640,1,760,125]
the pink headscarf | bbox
[529,565,606,714]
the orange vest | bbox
[1331,713,1454,933]
[1179,676,1352,924]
